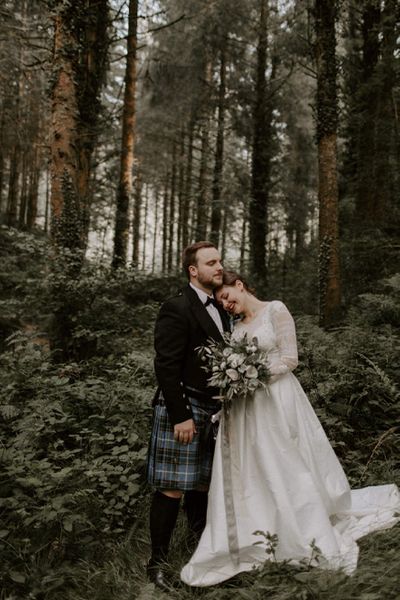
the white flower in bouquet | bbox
[245,365,258,378]
[226,368,240,381]
[197,332,271,412]
[246,344,258,354]
[227,353,246,368]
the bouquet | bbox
[198,332,270,412]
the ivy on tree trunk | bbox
[314,0,341,327]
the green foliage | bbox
[0,228,184,597]
[0,227,49,351]
[45,263,183,360]
[341,234,400,301]
[0,229,399,598]
[0,332,154,596]
[295,285,400,483]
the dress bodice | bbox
[232,300,298,379]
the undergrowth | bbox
[0,228,399,599]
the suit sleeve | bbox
[154,299,193,425]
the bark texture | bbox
[315,0,341,326]
[50,12,81,249]
[132,171,142,269]
[210,44,227,247]
[356,0,381,222]
[249,0,271,281]
[112,0,138,269]
[196,60,212,240]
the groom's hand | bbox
[174,419,197,445]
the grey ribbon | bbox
[220,407,240,565]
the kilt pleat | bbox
[146,395,220,491]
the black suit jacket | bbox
[153,285,230,425]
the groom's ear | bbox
[189,265,197,278]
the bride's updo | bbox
[220,270,256,295]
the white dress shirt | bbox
[189,282,224,334]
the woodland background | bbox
[0,1,399,599]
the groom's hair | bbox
[182,241,216,279]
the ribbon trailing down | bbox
[220,409,240,565]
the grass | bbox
[50,488,400,600]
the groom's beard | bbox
[197,271,223,290]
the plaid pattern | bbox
[146,395,220,491]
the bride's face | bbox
[215,282,245,314]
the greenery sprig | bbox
[198,332,271,409]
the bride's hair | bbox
[221,270,256,295]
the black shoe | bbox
[147,562,170,591]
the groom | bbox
[146,241,230,589]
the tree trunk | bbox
[0,108,5,215]
[315,0,341,326]
[141,184,149,270]
[76,0,109,241]
[50,0,108,249]
[176,130,185,266]
[18,150,29,229]
[239,209,248,273]
[27,147,39,230]
[48,7,83,360]
[44,166,50,233]
[132,170,142,269]
[210,44,227,247]
[196,121,209,240]
[341,0,361,200]
[152,188,159,273]
[221,201,228,260]
[249,0,270,281]
[48,1,109,361]
[50,12,81,250]
[196,60,212,241]
[182,119,195,248]
[373,0,398,225]
[168,142,177,272]
[6,2,26,228]
[355,0,381,223]
[162,173,169,273]
[112,0,138,269]
[6,145,20,227]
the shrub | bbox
[0,333,154,595]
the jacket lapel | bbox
[183,285,225,342]
[218,305,231,332]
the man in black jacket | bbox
[146,241,230,588]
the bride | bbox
[181,271,400,586]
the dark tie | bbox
[204,296,219,309]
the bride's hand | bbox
[174,418,197,445]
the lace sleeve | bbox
[268,301,298,378]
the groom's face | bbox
[190,247,223,289]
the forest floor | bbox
[64,463,400,600]
[1,228,399,600]
[59,341,400,600]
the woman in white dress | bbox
[181,271,400,587]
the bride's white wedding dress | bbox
[181,301,400,586]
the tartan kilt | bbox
[146,394,220,491]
